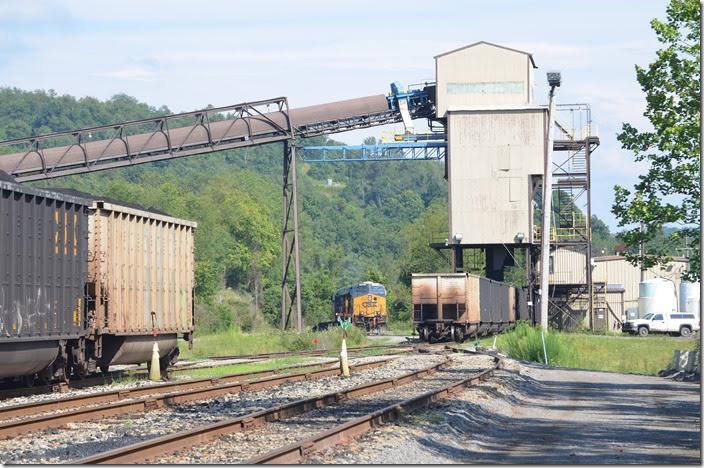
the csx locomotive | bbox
[332,281,388,334]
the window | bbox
[643,313,654,320]
[671,314,682,319]
[653,314,664,321]
[549,256,554,275]
[684,314,695,319]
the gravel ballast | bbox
[156,354,494,464]
[0,354,445,464]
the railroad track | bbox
[75,349,500,464]
[207,343,418,361]
[0,357,395,439]
[0,343,415,402]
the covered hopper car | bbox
[412,273,527,343]
[0,177,196,384]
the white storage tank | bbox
[638,278,677,318]
[679,282,700,316]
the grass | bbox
[386,319,415,336]
[175,356,320,379]
[181,325,368,360]
[480,322,698,376]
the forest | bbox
[0,87,654,332]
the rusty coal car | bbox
[412,273,528,343]
[0,177,196,384]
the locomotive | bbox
[332,281,388,334]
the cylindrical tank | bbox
[679,282,700,316]
[638,278,677,318]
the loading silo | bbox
[679,282,700,316]
[638,278,677,318]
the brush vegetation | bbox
[175,356,322,380]
[180,325,368,360]
[482,322,698,375]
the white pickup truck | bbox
[622,312,700,337]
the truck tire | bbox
[638,326,649,337]
[679,326,692,338]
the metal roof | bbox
[434,41,537,68]
[593,255,690,263]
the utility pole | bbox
[639,221,646,282]
[540,71,561,331]
[699,0,704,320]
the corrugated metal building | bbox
[543,248,689,329]
[593,255,689,319]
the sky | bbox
[0,0,670,230]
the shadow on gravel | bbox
[412,369,700,464]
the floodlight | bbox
[547,71,562,88]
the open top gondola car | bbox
[0,179,91,384]
[412,272,525,343]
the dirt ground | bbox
[308,358,701,464]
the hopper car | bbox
[412,273,528,343]
[0,177,196,385]
[332,281,388,334]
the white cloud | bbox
[94,67,162,82]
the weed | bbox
[500,321,572,365]
[481,324,698,375]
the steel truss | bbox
[0,96,304,332]
[301,141,446,162]
[281,140,303,331]
[0,98,294,182]
[531,103,600,331]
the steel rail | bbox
[75,357,453,464]
[247,353,502,464]
[0,358,392,438]
[0,344,415,402]
[207,343,418,361]
[0,358,342,421]
[0,354,324,402]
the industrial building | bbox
[544,248,690,330]
[432,41,598,330]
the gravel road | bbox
[308,358,701,464]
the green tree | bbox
[614,0,701,281]
[591,215,618,256]
[398,201,451,286]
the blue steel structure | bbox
[303,81,445,162]
[301,141,445,162]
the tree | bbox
[614,0,701,281]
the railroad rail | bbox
[0,343,414,401]
[207,343,417,361]
[0,358,392,438]
[76,349,500,464]
[76,357,453,464]
[249,351,501,464]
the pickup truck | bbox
[622,312,700,337]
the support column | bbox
[451,245,464,273]
[485,245,514,282]
[281,139,303,332]
[585,140,594,331]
